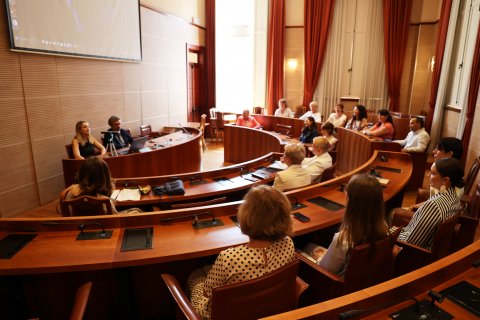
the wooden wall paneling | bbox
[37,175,65,206]
[0,185,40,217]
[19,54,60,98]
[30,137,65,181]
[335,128,373,174]
[25,98,63,139]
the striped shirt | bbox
[397,188,460,250]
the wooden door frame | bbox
[186,44,206,122]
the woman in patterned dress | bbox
[186,185,296,319]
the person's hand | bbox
[312,247,326,261]
[401,148,407,153]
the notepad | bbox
[268,161,287,170]
[376,178,390,186]
[114,189,141,201]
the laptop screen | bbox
[129,136,148,153]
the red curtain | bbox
[303,0,334,106]
[461,22,480,165]
[425,0,453,133]
[205,0,216,109]
[383,0,412,112]
[266,0,285,115]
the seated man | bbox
[393,116,430,152]
[236,109,261,129]
[302,137,332,182]
[103,115,133,149]
[299,101,322,122]
[273,144,311,191]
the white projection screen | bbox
[5,0,142,61]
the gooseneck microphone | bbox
[178,123,190,137]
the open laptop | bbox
[118,136,149,155]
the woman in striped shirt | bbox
[397,158,464,250]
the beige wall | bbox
[0,5,204,217]
[142,0,206,27]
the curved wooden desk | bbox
[62,128,202,187]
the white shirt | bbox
[325,135,337,151]
[274,107,294,118]
[393,128,430,152]
[326,113,347,127]
[273,164,311,191]
[299,111,322,122]
[302,152,333,182]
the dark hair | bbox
[339,174,388,252]
[434,158,465,189]
[108,115,120,127]
[436,137,463,160]
[378,109,393,124]
[321,122,335,135]
[413,116,425,128]
[78,158,114,197]
[306,116,316,131]
[354,105,367,121]
[335,103,344,111]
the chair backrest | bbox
[199,114,207,132]
[276,123,292,136]
[343,235,396,293]
[65,144,75,159]
[319,162,337,183]
[60,193,113,217]
[430,214,459,260]
[70,282,92,320]
[464,156,480,196]
[295,105,307,118]
[140,125,152,137]
[451,215,479,252]
[209,107,217,119]
[252,106,264,114]
[211,260,301,320]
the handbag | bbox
[153,179,185,196]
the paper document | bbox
[115,189,141,201]
[376,178,390,186]
[268,160,287,170]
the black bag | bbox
[153,179,185,196]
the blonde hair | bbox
[237,185,292,241]
[75,120,94,146]
[312,136,329,152]
[284,143,306,165]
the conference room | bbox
[0,0,479,319]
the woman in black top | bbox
[299,116,319,143]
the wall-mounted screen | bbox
[5,0,142,62]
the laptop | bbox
[118,136,148,155]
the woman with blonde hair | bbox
[308,173,389,276]
[187,185,296,319]
[72,120,106,160]
[273,143,311,191]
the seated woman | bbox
[397,158,463,250]
[63,157,119,214]
[187,185,296,319]
[236,109,261,129]
[273,144,311,191]
[306,173,389,276]
[72,120,106,160]
[301,137,332,182]
[299,116,319,143]
[345,104,368,131]
[274,98,294,118]
[364,109,394,141]
[321,122,337,151]
[325,103,347,127]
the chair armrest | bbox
[415,188,429,204]
[161,274,201,320]
[295,276,309,304]
[394,240,432,276]
[391,208,414,228]
[295,251,345,304]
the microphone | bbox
[101,131,120,134]
[78,222,106,235]
[42,221,112,240]
[338,297,419,319]
[178,123,190,137]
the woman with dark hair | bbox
[299,116,319,143]
[187,185,295,319]
[364,109,394,140]
[345,105,368,131]
[433,137,463,160]
[321,122,337,151]
[72,120,106,160]
[397,158,463,250]
[306,174,389,276]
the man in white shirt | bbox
[394,116,430,152]
[299,101,322,122]
[273,144,311,191]
[301,137,332,182]
[274,98,294,118]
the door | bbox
[187,44,206,122]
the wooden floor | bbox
[10,140,431,218]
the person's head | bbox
[409,116,424,132]
[237,185,293,241]
[311,136,329,156]
[430,158,464,190]
[353,105,367,120]
[433,137,463,160]
[283,143,306,166]
[321,122,334,137]
[334,103,344,114]
[304,116,316,129]
[278,99,287,110]
[76,120,90,137]
[78,157,113,197]
[309,101,318,113]
[242,109,250,118]
[340,173,387,250]
[108,116,122,131]
[377,109,392,124]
